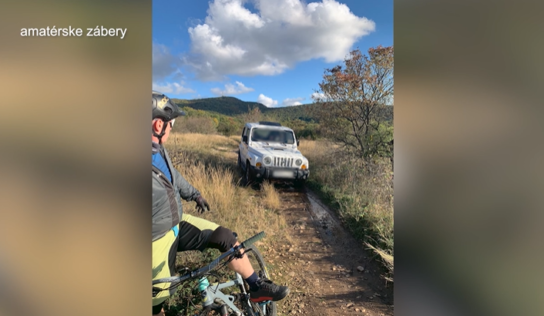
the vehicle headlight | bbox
[295,159,303,166]
[264,156,272,165]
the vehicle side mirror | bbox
[297,140,300,146]
[243,135,248,143]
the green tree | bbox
[217,117,242,136]
[312,46,394,161]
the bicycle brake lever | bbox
[178,267,190,274]
[233,247,245,259]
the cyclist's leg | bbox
[152,303,165,316]
[179,214,289,302]
[152,230,179,314]
[178,214,255,279]
[227,241,255,278]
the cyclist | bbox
[152,91,289,315]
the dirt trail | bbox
[262,184,393,316]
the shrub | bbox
[174,116,217,135]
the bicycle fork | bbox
[198,277,213,307]
[198,276,242,316]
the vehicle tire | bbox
[244,161,254,186]
[238,152,243,170]
[293,179,306,189]
[240,246,278,316]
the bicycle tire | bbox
[240,245,277,316]
[199,245,277,316]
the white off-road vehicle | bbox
[238,121,310,186]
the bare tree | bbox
[241,106,263,123]
[312,46,394,161]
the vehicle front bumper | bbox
[249,165,309,180]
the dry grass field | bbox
[159,133,394,315]
[165,133,288,244]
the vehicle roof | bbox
[245,122,293,131]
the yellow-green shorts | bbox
[152,214,237,308]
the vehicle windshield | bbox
[251,128,295,144]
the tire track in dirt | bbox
[261,184,393,316]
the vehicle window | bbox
[250,128,295,144]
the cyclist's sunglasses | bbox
[169,119,175,128]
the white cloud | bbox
[211,81,254,96]
[282,97,305,106]
[257,94,278,107]
[185,0,375,80]
[311,92,326,101]
[153,43,182,81]
[153,82,195,95]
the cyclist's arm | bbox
[173,168,201,201]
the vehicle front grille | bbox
[273,157,293,167]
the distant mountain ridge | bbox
[172,96,269,116]
[172,96,316,122]
[172,96,392,123]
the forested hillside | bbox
[172,96,392,125]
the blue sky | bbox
[152,0,392,107]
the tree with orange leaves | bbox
[312,46,394,162]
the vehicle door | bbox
[239,127,250,168]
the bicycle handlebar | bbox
[241,231,265,248]
[152,231,266,286]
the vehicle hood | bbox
[248,142,305,158]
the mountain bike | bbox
[153,231,277,316]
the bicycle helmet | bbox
[152,91,185,143]
[152,90,185,121]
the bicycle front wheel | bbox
[199,245,278,316]
[241,245,277,316]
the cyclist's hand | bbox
[195,195,210,213]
